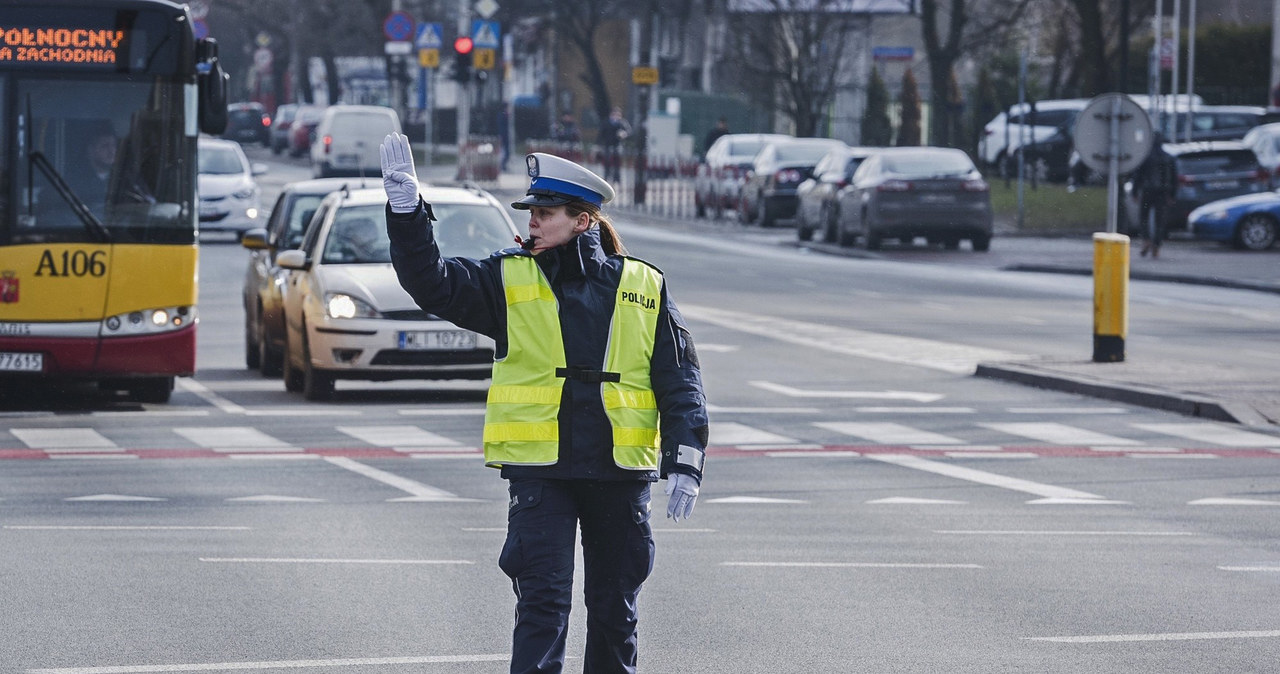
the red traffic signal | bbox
[454,36,473,55]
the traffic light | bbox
[452,36,473,84]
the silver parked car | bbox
[835,147,993,251]
[693,133,790,219]
[275,186,517,400]
[240,177,377,376]
[795,146,877,243]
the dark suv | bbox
[1123,141,1268,233]
[224,102,271,148]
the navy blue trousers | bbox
[500,479,655,674]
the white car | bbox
[1243,122,1280,188]
[310,104,401,178]
[197,137,266,238]
[275,186,518,400]
[976,99,1090,171]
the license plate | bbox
[918,193,957,203]
[338,154,359,165]
[399,330,476,350]
[0,351,43,372]
[1206,180,1238,190]
[199,202,224,217]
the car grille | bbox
[382,310,438,321]
[371,349,494,366]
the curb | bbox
[974,361,1273,426]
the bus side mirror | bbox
[197,38,229,135]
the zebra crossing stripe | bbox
[336,425,461,449]
[1130,423,1280,448]
[710,421,805,448]
[815,422,966,446]
[173,427,299,452]
[10,428,119,452]
[980,422,1142,446]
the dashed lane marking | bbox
[1023,630,1280,643]
[26,653,509,673]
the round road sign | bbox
[384,11,414,42]
[1073,93,1153,176]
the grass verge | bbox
[989,180,1109,235]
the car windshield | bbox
[882,153,974,176]
[776,143,842,162]
[331,113,397,136]
[321,202,511,264]
[199,146,246,175]
[726,139,766,157]
[1179,152,1258,174]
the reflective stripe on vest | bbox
[483,255,663,470]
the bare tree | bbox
[726,0,862,137]
[919,0,1033,147]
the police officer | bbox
[380,134,709,674]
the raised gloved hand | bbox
[380,133,419,213]
[665,473,699,523]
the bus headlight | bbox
[102,305,196,335]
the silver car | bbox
[197,137,266,238]
[275,186,517,400]
[835,147,993,251]
[694,133,789,219]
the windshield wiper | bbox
[29,150,111,243]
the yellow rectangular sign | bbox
[418,48,439,68]
[473,48,495,69]
[632,66,658,85]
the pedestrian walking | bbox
[599,106,630,183]
[380,133,709,674]
[702,117,729,156]
[1134,135,1174,258]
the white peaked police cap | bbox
[511,152,616,210]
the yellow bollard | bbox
[1092,232,1129,362]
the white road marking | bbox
[946,451,1038,459]
[172,426,298,452]
[322,456,475,502]
[683,304,1027,374]
[817,421,966,445]
[90,410,210,418]
[4,526,249,531]
[705,496,807,504]
[937,530,1194,536]
[1023,630,1280,643]
[397,407,486,416]
[49,454,138,460]
[226,495,326,502]
[26,653,508,673]
[176,378,245,414]
[1190,498,1280,506]
[198,558,472,565]
[981,422,1142,446]
[854,407,975,414]
[1006,407,1128,414]
[696,343,739,353]
[710,422,802,447]
[1132,422,1280,447]
[336,425,460,448]
[63,494,166,502]
[243,409,362,417]
[11,428,117,450]
[707,404,820,414]
[751,381,943,402]
[868,454,1113,501]
[1219,566,1280,572]
[766,451,861,458]
[722,561,983,569]
[865,497,967,504]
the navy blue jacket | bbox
[387,201,709,483]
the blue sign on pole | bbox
[471,20,500,49]
[415,22,443,49]
[384,11,414,42]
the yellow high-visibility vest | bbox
[483,255,663,470]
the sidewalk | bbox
[447,161,1280,429]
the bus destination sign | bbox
[0,26,127,66]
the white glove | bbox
[665,473,699,522]
[380,133,419,213]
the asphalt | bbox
[433,160,1280,429]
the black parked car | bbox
[1122,141,1269,234]
[738,137,848,227]
[224,102,271,148]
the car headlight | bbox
[233,185,258,200]
[325,292,380,319]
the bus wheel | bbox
[128,377,174,404]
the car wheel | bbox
[757,195,774,227]
[861,227,882,251]
[282,332,304,393]
[301,331,334,401]
[258,315,284,377]
[943,238,960,250]
[972,234,992,252]
[245,317,261,370]
[1235,213,1278,251]
[823,204,839,243]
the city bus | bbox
[0,0,228,402]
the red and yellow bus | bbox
[0,0,227,402]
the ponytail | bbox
[566,202,628,256]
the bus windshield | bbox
[8,75,193,245]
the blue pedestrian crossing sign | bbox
[471,20,500,49]
[416,22,443,49]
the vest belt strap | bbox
[556,366,621,383]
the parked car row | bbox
[240,177,517,399]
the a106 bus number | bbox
[34,249,106,277]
